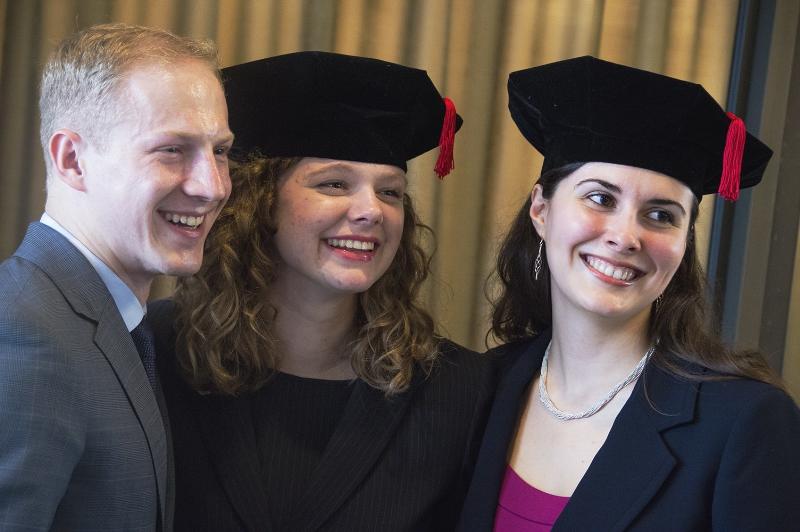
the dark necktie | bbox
[131,316,159,391]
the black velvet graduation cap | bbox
[222,51,462,177]
[508,56,773,200]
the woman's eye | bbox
[160,146,181,154]
[647,209,675,225]
[380,189,402,199]
[318,181,347,191]
[587,192,614,207]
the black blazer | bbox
[150,301,494,532]
[459,333,800,531]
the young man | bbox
[0,23,233,531]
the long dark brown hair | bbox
[174,155,439,396]
[491,163,782,388]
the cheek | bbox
[124,170,174,206]
[385,208,405,246]
[547,211,601,248]
[650,235,688,273]
[277,197,315,231]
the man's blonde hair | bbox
[39,23,220,170]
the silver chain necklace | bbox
[538,341,654,421]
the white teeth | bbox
[164,212,204,228]
[327,238,375,251]
[586,256,636,282]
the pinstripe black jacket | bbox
[150,301,494,532]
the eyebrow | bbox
[306,162,356,176]
[155,131,235,144]
[306,162,407,182]
[575,178,687,215]
[648,198,687,216]
[575,178,621,193]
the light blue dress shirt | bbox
[40,213,145,332]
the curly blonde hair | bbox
[173,155,439,395]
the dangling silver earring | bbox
[534,239,544,281]
[655,294,663,309]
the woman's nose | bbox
[604,213,642,253]
[349,189,383,224]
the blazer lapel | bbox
[193,393,274,531]
[459,333,551,531]
[555,363,698,531]
[283,375,420,531]
[154,377,175,532]
[16,223,171,530]
[94,315,171,528]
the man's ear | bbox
[529,184,549,240]
[48,129,87,192]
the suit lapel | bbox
[459,333,551,530]
[15,223,114,318]
[283,374,420,531]
[154,375,175,532]
[15,223,170,531]
[193,393,274,531]
[555,363,698,531]
[94,315,171,530]
[460,333,699,532]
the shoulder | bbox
[644,363,800,449]
[412,338,495,403]
[0,259,86,422]
[695,377,800,430]
[484,333,550,379]
[484,336,542,359]
[0,255,54,309]
[436,337,483,365]
[690,378,800,527]
[432,337,493,382]
[0,256,81,353]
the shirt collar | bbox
[41,213,146,332]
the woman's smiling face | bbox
[272,157,406,299]
[530,162,696,324]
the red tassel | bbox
[434,97,457,179]
[719,111,746,201]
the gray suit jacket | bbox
[0,223,173,531]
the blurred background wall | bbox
[1,0,798,396]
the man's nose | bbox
[185,150,229,202]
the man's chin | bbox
[159,256,204,278]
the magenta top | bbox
[493,466,570,531]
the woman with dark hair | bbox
[459,56,800,531]
[151,51,493,531]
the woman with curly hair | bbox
[150,51,493,531]
[459,57,800,531]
